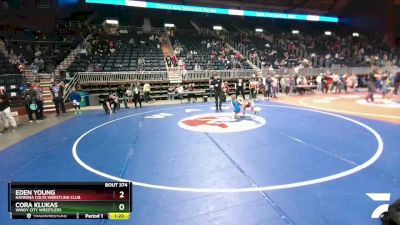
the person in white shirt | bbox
[174,85,184,100]
[271,76,278,98]
[280,75,288,95]
[332,73,341,93]
[194,63,201,71]
[126,88,133,103]
[181,68,188,80]
[296,76,303,86]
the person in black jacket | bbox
[131,81,142,108]
[116,84,129,109]
[0,93,17,132]
[366,72,377,102]
[235,78,245,99]
[212,75,223,111]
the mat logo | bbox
[367,193,391,219]
[185,109,202,113]
[144,113,173,119]
[178,113,265,133]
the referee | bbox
[212,75,223,111]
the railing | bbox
[74,71,168,84]
[118,25,166,35]
[261,66,399,77]
[60,66,400,100]
[185,69,257,80]
[0,74,25,87]
[63,73,80,102]
[8,39,76,44]
[63,71,168,101]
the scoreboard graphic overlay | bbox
[8,182,132,220]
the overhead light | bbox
[292,30,299,34]
[324,31,332,36]
[213,26,223,31]
[164,23,175,28]
[105,19,119,25]
[352,32,359,37]
[255,28,263,32]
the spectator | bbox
[0,94,17,134]
[132,81,142,108]
[280,75,287,94]
[166,55,172,67]
[187,83,196,103]
[143,82,152,103]
[222,81,230,102]
[125,86,132,103]
[49,81,66,116]
[138,57,145,71]
[264,76,272,99]
[24,83,41,122]
[316,73,323,92]
[394,71,400,95]
[32,81,44,121]
[167,86,175,101]
[116,84,128,109]
[181,68,188,80]
[2,0,9,9]
[249,75,258,101]
[235,78,245,99]
[271,76,278,98]
[174,85,184,100]
[103,93,117,114]
[322,75,329,93]
[366,72,377,102]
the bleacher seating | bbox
[0,24,85,74]
[67,32,166,73]
[0,74,25,107]
[0,55,19,74]
[7,40,78,72]
[232,28,399,69]
[170,33,252,70]
[77,75,254,104]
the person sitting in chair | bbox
[167,86,176,101]
[187,83,197,103]
[174,85,184,100]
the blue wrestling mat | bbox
[0,102,399,225]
